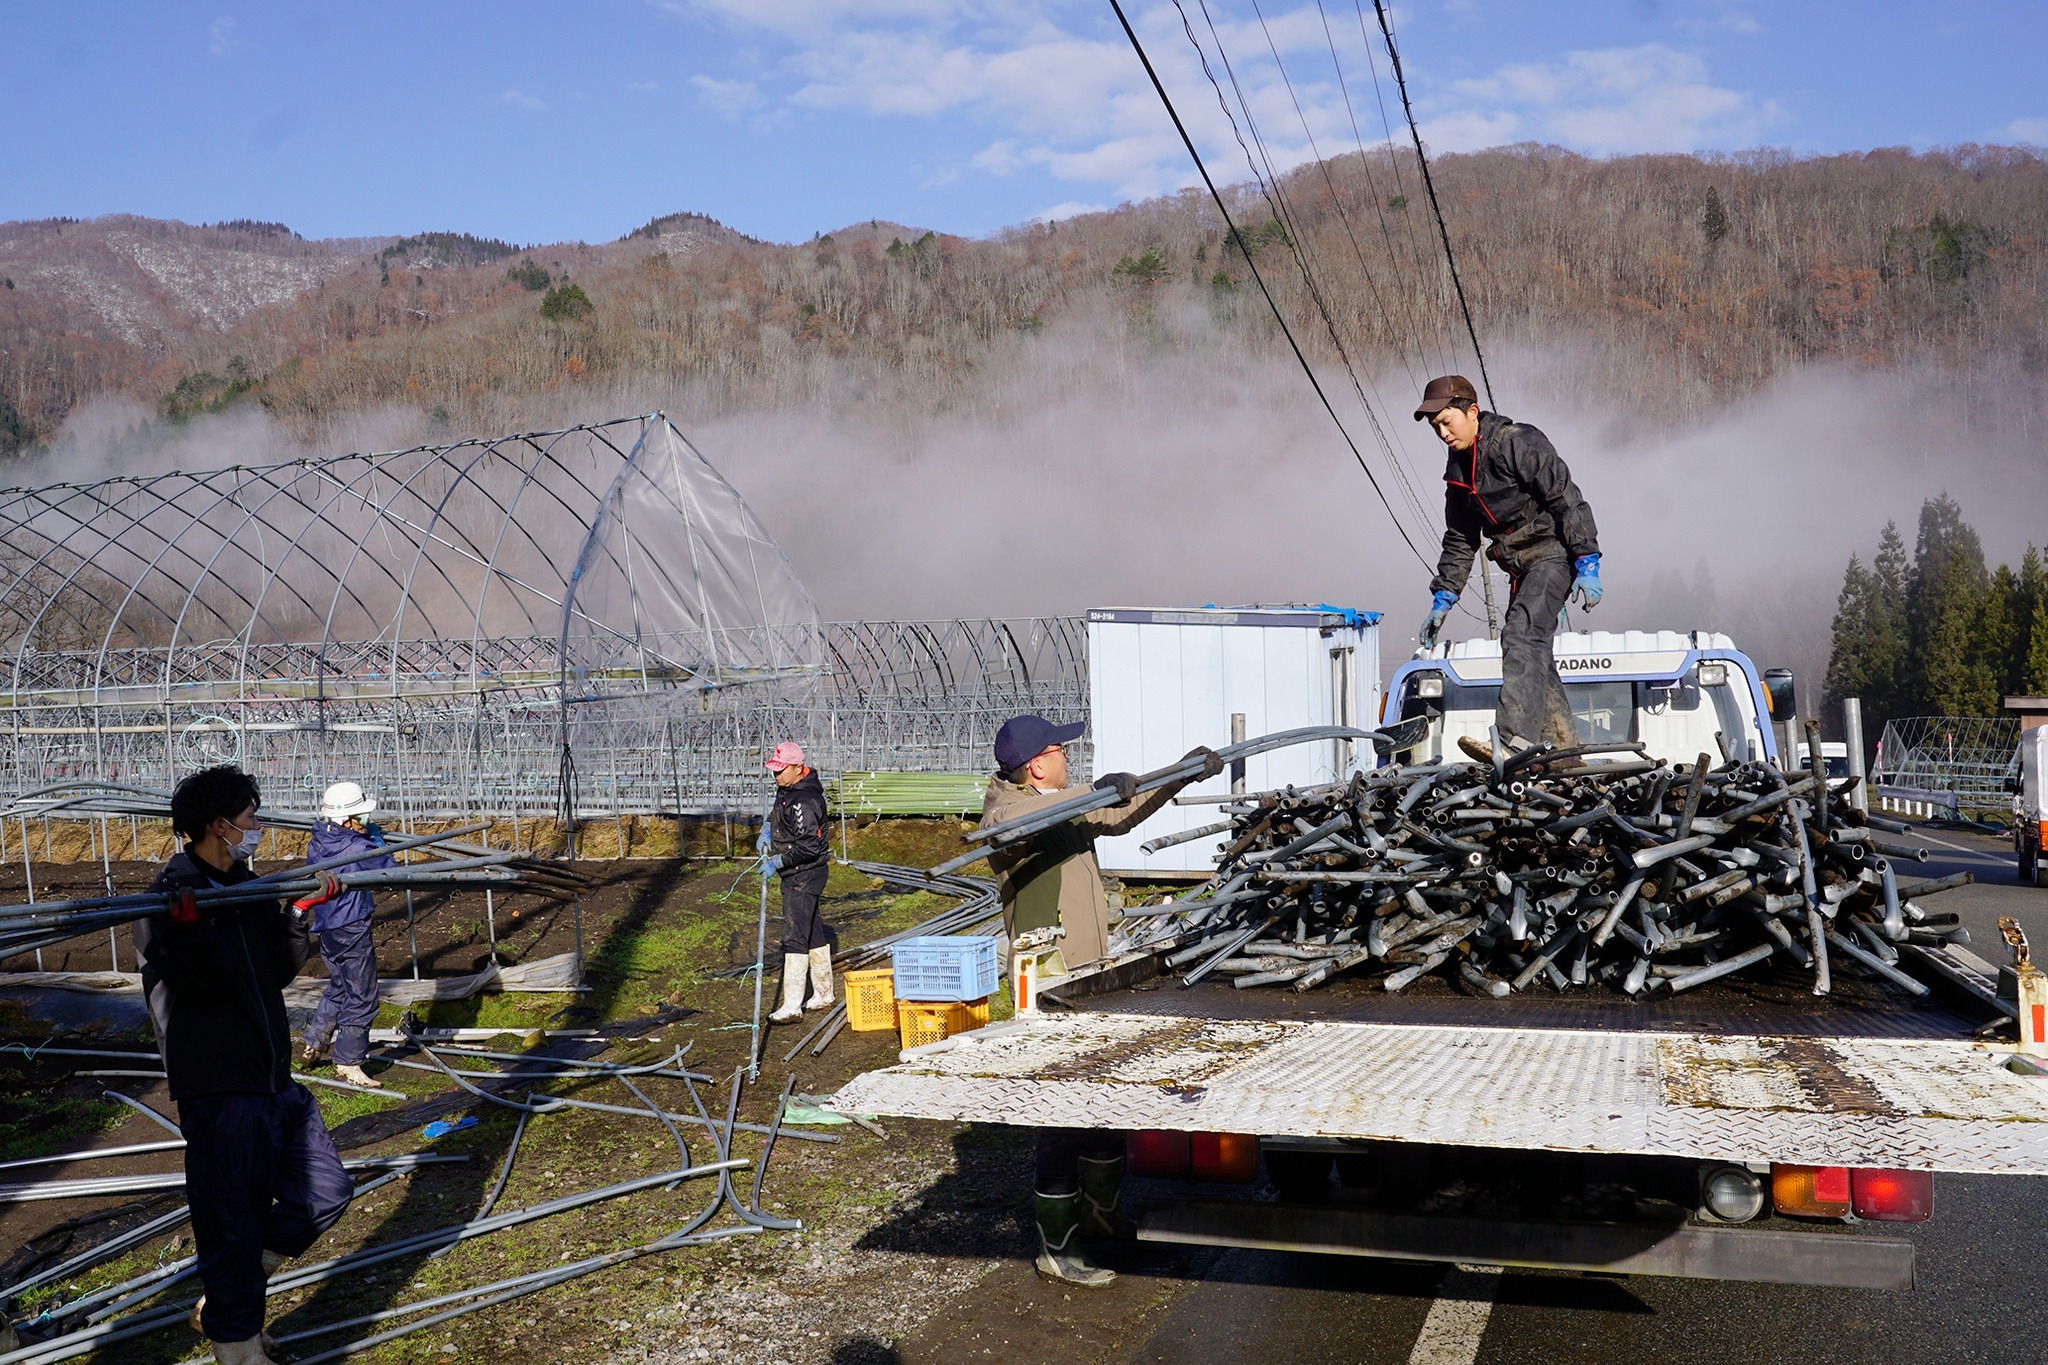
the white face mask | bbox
[225,824,263,860]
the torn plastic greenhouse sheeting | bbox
[421,1116,478,1140]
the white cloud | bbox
[1033,200,1108,221]
[1439,44,1778,155]
[1415,110,1519,154]
[627,80,661,93]
[208,15,235,57]
[690,75,764,118]
[503,88,549,112]
[2006,116,2048,144]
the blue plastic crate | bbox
[890,935,1000,1002]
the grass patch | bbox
[0,1094,128,1162]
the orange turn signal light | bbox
[1189,1131,1259,1183]
[1771,1163,1852,1218]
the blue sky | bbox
[5,1,2045,246]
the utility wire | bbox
[1372,0,1494,407]
[1243,0,1434,531]
[1184,0,1434,550]
[1107,0,1433,571]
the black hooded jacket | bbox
[132,848,313,1102]
[1432,410,1600,595]
[768,770,830,881]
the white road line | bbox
[1407,1262,1503,1365]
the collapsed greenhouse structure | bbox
[0,414,1086,834]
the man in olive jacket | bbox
[1414,374,1603,758]
[979,714,1222,1289]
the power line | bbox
[1240,0,1435,532]
[1371,0,1494,409]
[1105,0,1434,572]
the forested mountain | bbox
[2,143,2044,456]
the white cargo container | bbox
[1085,605,1380,875]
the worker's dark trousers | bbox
[1035,1128,1125,1196]
[182,1083,353,1342]
[1497,554,1579,748]
[778,864,832,956]
[304,917,379,1067]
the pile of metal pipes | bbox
[1134,738,1966,998]
[0,823,589,962]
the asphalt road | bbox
[895,827,2048,1365]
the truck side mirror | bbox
[1762,668,1796,723]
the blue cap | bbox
[994,714,1085,774]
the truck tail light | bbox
[1189,1131,1258,1183]
[1127,1129,1189,1179]
[1771,1163,1851,1218]
[2037,822,2047,852]
[1852,1168,1933,1222]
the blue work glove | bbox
[1570,554,1602,611]
[762,854,783,876]
[364,821,386,845]
[755,827,773,855]
[1418,590,1458,648]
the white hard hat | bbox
[320,781,377,821]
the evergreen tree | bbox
[2017,545,2048,696]
[1823,554,1882,712]
[1905,494,1986,714]
[1867,521,1910,721]
[1974,565,2019,710]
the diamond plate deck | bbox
[827,1013,2048,1175]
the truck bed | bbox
[828,945,2048,1177]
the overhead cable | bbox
[1371,0,1494,408]
[1107,0,1434,572]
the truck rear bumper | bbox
[1136,1197,1915,1290]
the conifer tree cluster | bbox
[1823,494,2048,740]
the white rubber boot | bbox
[805,947,836,1012]
[333,1064,379,1090]
[767,954,808,1022]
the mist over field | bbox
[12,143,2048,696]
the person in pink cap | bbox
[761,741,833,1022]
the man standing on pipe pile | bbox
[1414,373,1603,763]
[764,740,836,1024]
[980,714,1224,1287]
[131,765,352,1365]
[295,781,395,1091]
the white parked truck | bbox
[832,622,2046,1291]
[2017,726,2048,889]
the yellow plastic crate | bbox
[897,996,991,1051]
[846,967,899,1032]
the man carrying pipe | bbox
[295,781,396,1091]
[979,714,1223,1288]
[1414,374,1602,762]
[131,765,352,1365]
[763,741,835,1023]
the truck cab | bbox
[1385,629,1780,767]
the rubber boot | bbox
[767,954,807,1023]
[211,1338,279,1365]
[805,946,836,1012]
[1034,1190,1115,1287]
[297,1034,330,1067]
[192,1252,286,1350]
[1077,1153,1137,1241]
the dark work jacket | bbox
[1432,411,1600,595]
[132,848,313,1102]
[768,771,830,879]
[305,819,393,932]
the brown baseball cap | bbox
[1413,374,1479,421]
